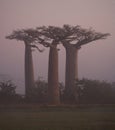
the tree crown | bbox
[61,25,110,48]
[6,28,44,52]
[6,25,110,49]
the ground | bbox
[0,104,115,130]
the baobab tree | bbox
[36,26,65,104]
[61,25,110,102]
[6,29,43,98]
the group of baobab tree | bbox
[6,25,110,105]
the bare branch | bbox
[61,25,110,48]
[30,45,45,52]
[6,25,110,50]
[76,32,110,47]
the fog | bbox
[0,0,115,94]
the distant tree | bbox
[0,80,21,103]
[73,79,115,104]
[0,80,16,95]
[60,25,110,102]
[6,29,43,98]
[25,78,48,103]
[25,78,65,103]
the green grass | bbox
[0,105,115,130]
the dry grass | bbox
[0,104,115,130]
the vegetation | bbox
[0,79,115,130]
[6,29,43,98]
[25,78,48,103]
[36,25,110,104]
[0,105,115,130]
[36,26,63,104]
[0,79,115,104]
[0,80,22,103]
[60,25,110,102]
[63,79,115,104]
[5,25,110,104]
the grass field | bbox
[0,104,115,130]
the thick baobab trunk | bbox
[48,45,60,105]
[64,44,79,102]
[25,43,35,98]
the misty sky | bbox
[0,0,115,94]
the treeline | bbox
[0,79,115,104]
[69,79,115,104]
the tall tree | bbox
[61,25,110,102]
[36,26,64,105]
[6,29,42,98]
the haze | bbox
[0,0,115,94]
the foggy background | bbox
[0,0,115,94]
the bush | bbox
[62,79,115,104]
[25,79,48,103]
[76,79,115,104]
[0,80,22,103]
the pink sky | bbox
[0,0,115,93]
